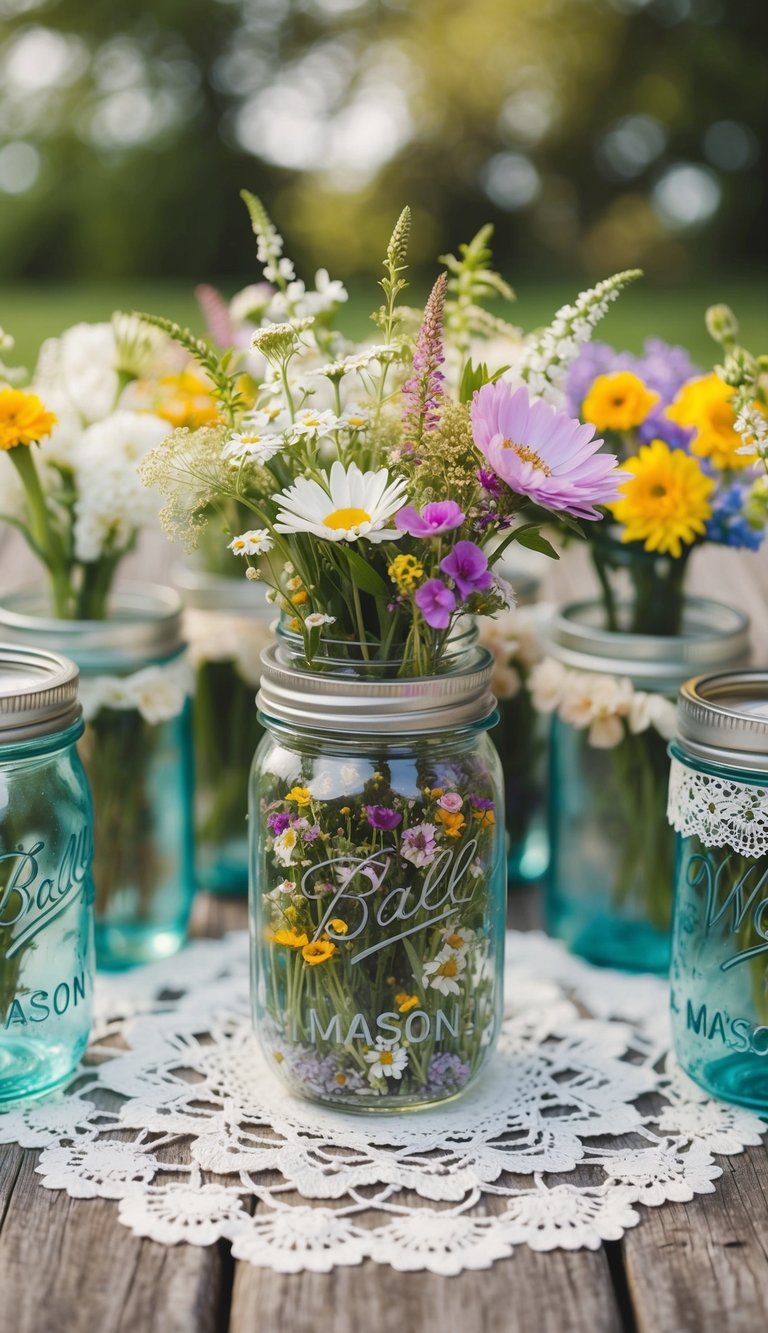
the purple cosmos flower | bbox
[440,541,493,600]
[414,579,457,630]
[365,805,403,830]
[471,382,622,521]
[394,499,465,537]
[267,812,291,835]
[401,822,437,867]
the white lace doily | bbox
[0,930,764,1276]
[668,755,768,857]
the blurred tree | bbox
[0,0,765,283]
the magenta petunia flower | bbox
[414,579,457,630]
[471,381,622,520]
[440,541,493,600]
[394,499,465,537]
[365,805,403,830]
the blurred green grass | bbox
[2,274,766,373]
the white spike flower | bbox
[274,461,407,544]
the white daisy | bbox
[441,924,476,955]
[290,408,340,440]
[273,828,298,867]
[274,460,407,544]
[228,529,273,557]
[340,404,371,432]
[423,945,466,996]
[224,429,283,465]
[364,1039,409,1081]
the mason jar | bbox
[544,598,749,973]
[177,563,274,896]
[1,645,94,1103]
[669,671,768,1111]
[0,586,194,970]
[250,632,506,1110]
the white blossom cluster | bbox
[5,319,172,563]
[79,658,193,726]
[529,657,677,749]
[513,270,641,407]
[72,411,170,561]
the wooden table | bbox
[1,541,768,1331]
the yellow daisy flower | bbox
[328,918,348,935]
[394,992,420,1013]
[610,438,714,558]
[285,786,312,807]
[272,927,309,949]
[0,389,57,451]
[666,374,757,470]
[150,368,220,429]
[582,372,660,432]
[302,939,337,966]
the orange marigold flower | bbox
[0,389,57,451]
[435,809,466,839]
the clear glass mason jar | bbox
[1,645,94,1103]
[669,671,768,1111]
[0,586,195,970]
[177,563,273,896]
[250,631,506,1111]
[545,598,749,973]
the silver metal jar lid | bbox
[676,671,768,774]
[0,584,185,672]
[0,644,80,743]
[548,597,750,692]
[257,642,496,734]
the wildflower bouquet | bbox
[530,307,767,969]
[135,192,635,1102]
[566,308,768,636]
[140,195,632,674]
[0,320,199,965]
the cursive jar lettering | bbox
[301,839,480,963]
[683,849,768,970]
[0,828,92,959]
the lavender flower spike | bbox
[402,272,447,451]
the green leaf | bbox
[338,546,391,598]
[514,528,560,560]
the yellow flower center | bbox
[446,933,464,950]
[323,506,371,530]
[379,1051,394,1066]
[502,440,552,476]
[438,958,459,978]
[334,1073,347,1085]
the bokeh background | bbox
[1,0,766,366]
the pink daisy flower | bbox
[471,382,623,521]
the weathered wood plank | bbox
[229,1245,624,1333]
[624,1146,768,1333]
[0,1146,228,1333]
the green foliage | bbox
[458,359,509,404]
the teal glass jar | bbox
[177,563,273,896]
[669,671,768,1110]
[0,587,195,970]
[544,598,749,973]
[250,633,506,1110]
[1,645,94,1103]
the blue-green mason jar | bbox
[1,645,94,1103]
[669,671,768,1111]
[0,586,195,971]
[250,632,506,1111]
[545,599,749,974]
[177,563,273,897]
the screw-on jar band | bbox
[675,670,768,775]
[0,644,81,743]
